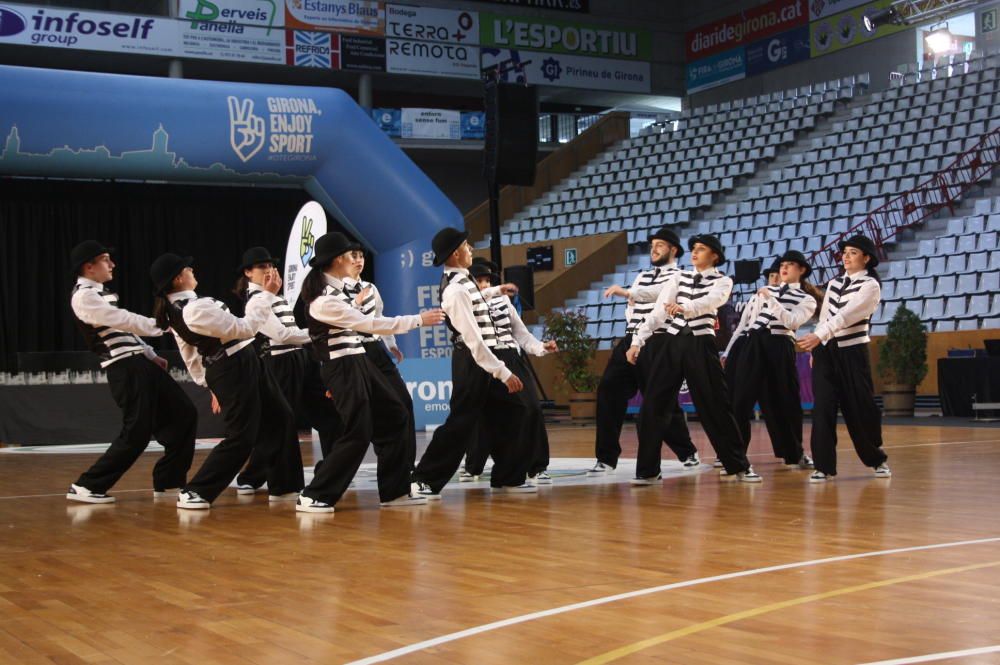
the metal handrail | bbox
[810,126,1000,284]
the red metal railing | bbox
[810,127,1000,285]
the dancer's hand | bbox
[757,287,773,299]
[498,283,519,297]
[420,309,446,326]
[603,285,628,299]
[625,346,640,365]
[210,392,221,414]
[543,340,559,353]
[262,269,282,294]
[152,356,169,370]
[665,303,685,317]
[720,354,727,368]
[505,374,524,393]
[797,333,821,352]
[390,346,404,363]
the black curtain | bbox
[0,179,359,372]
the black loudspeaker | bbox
[504,264,535,311]
[734,259,762,284]
[484,81,538,186]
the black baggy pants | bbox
[237,349,341,490]
[184,346,297,503]
[302,353,411,505]
[466,351,549,477]
[597,334,695,470]
[729,330,805,464]
[414,346,536,492]
[637,332,750,475]
[76,354,196,494]
[810,340,887,476]
[362,340,417,472]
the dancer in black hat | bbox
[231,247,345,499]
[66,241,196,504]
[295,233,445,513]
[797,235,889,482]
[590,226,700,481]
[627,234,760,483]
[463,261,558,484]
[151,253,298,509]
[411,227,540,498]
[726,250,820,468]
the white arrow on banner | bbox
[283,201,328,308]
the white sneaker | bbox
[66,484,115,504]
[269,492,300,502]
[459,470,479,482]
[809,471,831,483]
[712,458,723,469]
[235,484,259,496]
[411,481,442,500]
[738,468,762,483]
[682,453,701,468]
[630,474,662,486]
[296,495,334,513]
[153,488,180,498]
[492,483,538,494]
[533,471,553,484]
[587,462,614,476]
[719,469,738,481]
[874,463,892,478]
[177,490,210,510]
[785,455,815,469]
[380,493,429,507]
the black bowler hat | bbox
[150,253,193,294]
[432,227,469,267]
[649,226,684,258]
[239,246,281,272]
[778,250,812,279]
[308,232,361,269]
[472,256,499,272]
[838,234,880,268]
[469,262,499,282]
[761,258,781,280]
[687,234,727,266]
[70,240,114,273]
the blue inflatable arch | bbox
[0,64,460,341]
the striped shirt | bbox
[486,295,523,351]
[724,282,817,356]
[814,271,880,347]
[632,268,733,348]
[247,283,309,356]
[340,279,399,351]
[625,262,681,334]
[308,283,366,361]
[440,267,511,382]
[70,278,159,367]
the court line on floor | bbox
[855,645,1000,664]
[576,560,1000,664]
[342,536,1000,665]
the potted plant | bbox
[543,308,600,421]
[877,305,928,417]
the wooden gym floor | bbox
[1,421,999,665]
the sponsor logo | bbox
[227,95,323,163]
[0,7,157,47]
[0,7,26,37]
[299,215,315,266]
[541,56,562,82]
[182,0,278,35]
[289,30,332,67]
[227,96,266,163]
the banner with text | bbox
[685,45,746,93]
[685,0,807,61]
[809,0,908,57]
[745,25,810,75]
[387,38,480,79]
[807,0,870,21]
[284,0,384,35]
[471,0,588,13]
[386,4,478,44]
[480,13,650,61]
[177,0,284,63]
[398,358,451,429]
[401,108,461,140]
[481,47,651,92]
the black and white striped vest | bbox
[750,284,811,338]
[486,295,518,349]
[822,274,879,347]
[247,288,301,356]
[441,270,501,349]
[666,270,727,337]
[626,264,681,335]
[307,284,366,360]
[339,280,380,342]
[71,283,147,367]
[167,297,244,366]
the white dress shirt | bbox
[813,270,881,346]
[632,267,733,348]
[247,283,310,348]
[71,277,160,361]
[309,274,422,337]
[441,267,512,382]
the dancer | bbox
[797,235,889,482]
[151,253,298,509]
[627,234,760,483]
[66,240,196,504]
[295,232,444,513]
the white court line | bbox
[855,645,1000,664]
[343,536,1000,665]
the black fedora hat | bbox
[239,246,281,272]
[150,253,193,294]
[838,234,880,268]
[70,240,114,273]
[432,227,469,267]
[309,232,361,269]
[649,226,684,258]
[687,234,727,266]
[469,262,499,282]
[472,256,499,272]
[761,257,782,280]
[778,250,812,279]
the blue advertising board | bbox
[745,26,811,76]
[685,45,745,94]
[372,107,402,137]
